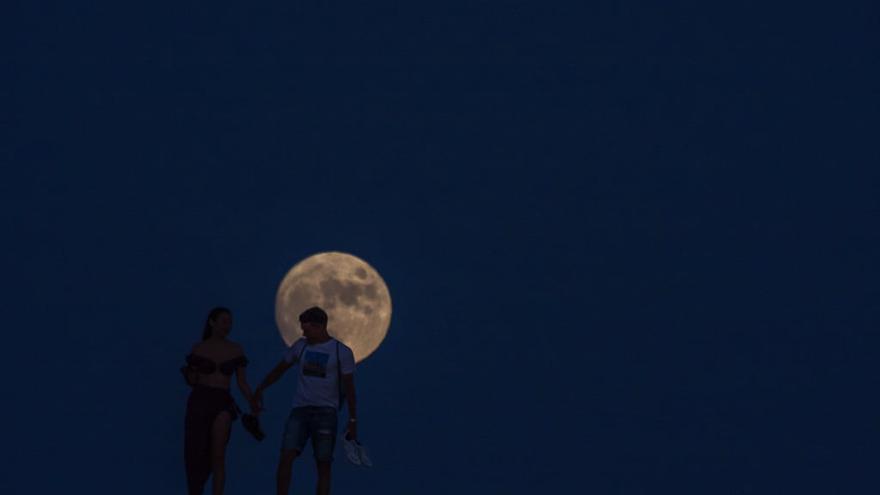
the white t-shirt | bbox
[283,337,356,409]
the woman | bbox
[181,307,258,495]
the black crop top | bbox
[185,353,249,376]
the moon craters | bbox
[275,252,392,362]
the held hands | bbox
[250,390,264,415]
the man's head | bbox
[299,306,329,341]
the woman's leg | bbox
[210,411,233,495]
[185,397,211,495]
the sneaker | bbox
[343,432,362,466]
[355,442,372,467]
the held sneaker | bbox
[343,432,362,466]
[355,441,372,467]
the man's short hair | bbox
[299,306,328,326]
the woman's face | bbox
[211,312,233,337]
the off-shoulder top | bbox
[185,353,249,376]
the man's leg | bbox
[311,407,338,495]
[277,449,299,495]
[316,460,332,495]
[279,408,308,495]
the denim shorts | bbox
[281,406,338,461]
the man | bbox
[253,306,358,495]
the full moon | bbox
[275,252,392,363]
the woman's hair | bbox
[202,307,232,340]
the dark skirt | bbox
[184,385,238,495]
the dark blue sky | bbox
[5,1,878,493]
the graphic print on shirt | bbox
[302,350,330,378]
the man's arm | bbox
[252,359,293,411]
[257,359,293,392]
[342,372,357,439]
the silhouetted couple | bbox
[182,306,358,495]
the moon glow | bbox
[275,252,392,362]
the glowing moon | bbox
[275,252,392,362]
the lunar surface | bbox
[275,252,392,362]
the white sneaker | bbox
[343,432,362,466]
[355,442,372,467]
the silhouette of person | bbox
[181,307,259,495]
[253,306,358,495]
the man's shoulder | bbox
[285,338,307,354]
[333,338,354,351]
[334,339,356,364]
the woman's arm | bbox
[181,343,201,386]
[236,365,255,405]
[183,366,199,386]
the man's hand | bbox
[345,420,358,441]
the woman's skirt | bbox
[184,385,238,495]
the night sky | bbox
[5,1,878,493]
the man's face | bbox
[300,321,324,339]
